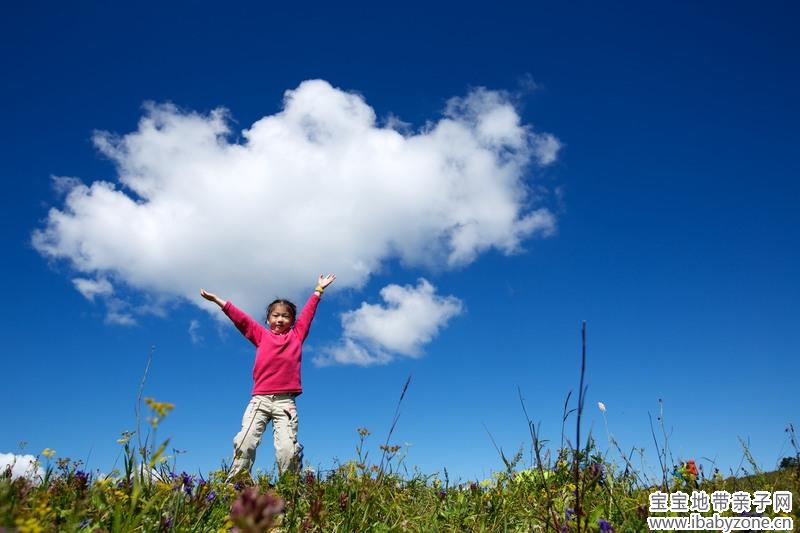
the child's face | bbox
[267,304,294,333]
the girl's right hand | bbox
[200,289,227,308]
[200,288,216,301]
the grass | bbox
[2,433,798,532]
[2,331,798,532]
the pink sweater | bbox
[223,293,320,396]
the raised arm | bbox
[200,288,227,308]
[200,288,263,346]
[295,274,336,341]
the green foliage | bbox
[779,456,799,470]
[2,427,798,532]
[3,352,798,531]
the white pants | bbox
[228,394,302,479]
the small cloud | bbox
[598,401,606,413]
[106,312,136,326]
[0,453,42,481]
[72,277,113,302]
[105,298,136,326]
[532,133,561,165]
[188,319,203,344]
[383,113,412,133]
[516,73,540,94]
[316,279,463,366]
[315,338,393,367]
[51,175,82,196]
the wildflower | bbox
[597,401,606,412]
[145,397,175,428]
[565,508,574,520]
[357,427,370,438]
[587,461,606,486]
[145,398,175,418]
[339,491,348,511]
[229,487,284,533]
[308,496,323,523]
[180,472,195,495]
[207,491,217,503]
[73,470,90,491]
[597,518,616,532]
[41,448,56,459]
[15,516,44,533]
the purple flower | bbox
[598,518,616,532]
[206,491,217,502]
[74,470,90,490]
[229,487,284,533]
[180,472,195,495]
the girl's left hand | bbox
[317,273,336,289]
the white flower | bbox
[597,402,606,413]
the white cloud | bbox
[105,298,136,326]
[72,277,113,301]
[532,133,562,165]
[51,175,83,196]
[316,279,463,366]
[188,319,203,344]
[71,278,137,326]
[32,80,558,320]
[0,453,42,481]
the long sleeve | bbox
[292,293,321,342]
[222,301,265,347]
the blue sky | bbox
[1,1,798,482]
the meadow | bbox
[3,337,798,532]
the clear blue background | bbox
[1,0,798,481]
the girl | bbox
[200,274,336,480]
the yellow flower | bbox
[15,517,43,533]
[41,448,56,459]
[145,398,175,418]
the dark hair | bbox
[265,299,297,324]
